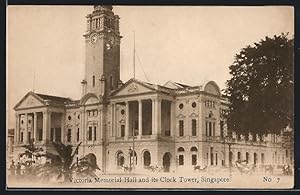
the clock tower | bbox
[82,5,121,98]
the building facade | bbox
[12,5,293,173]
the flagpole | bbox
[133,31,136,78]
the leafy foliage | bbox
[17,140,100,183]
[224,33,293,135]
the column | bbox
[151,99,156,136]
[15,114,20,144]
[24,113,28,144]
[42,111,51,143]
[111,103,115,137]
[138,100,142,138]
[80,108,84,143]
[98,108,102,140]
[170,101,175,137]
[61,113,65,143]
[156,99,161,136]
[114,104,118,138]
[84,109,88,145]
[33,112,37,142]
[42,111,47,143]
[125,101,129,139]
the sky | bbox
[6,5,294,129]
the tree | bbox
[224,33,293,136]
[40,141,100,182]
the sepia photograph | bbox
[6,5,294,189]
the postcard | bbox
[6,5,294,189]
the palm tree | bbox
[41,141,100,182]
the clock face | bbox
[91,34,98,44]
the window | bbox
[237,152,241,160]
[209,122,212,136]
[179,120,184,136]
[93,126,97,141]
[117,151,125,167]
[50,128,54,141]
[121,125,125,137]
[220,121,224,137]
[210,147,214,165]
[179,103,184,109]
[192,119,197,136]
[92,76,95,87]
[143,151,151,167]
[38,129,43,141]
[192,102,196,108]
[212,123,215,136]
[205,121,208,136]
[78,115,80,119]
[178,147,185,152]
[28,132,31,142]
[55,128,61,142]
[121,109,125,115]
[67,129,72,142]
[77,128,80,142]
[179,155,184,165]
[88,126,93,141]
[192,154,197,165]
[68,116,71,120]
[254,153,257,165]
[20,132,23,142]
[28,120,31,124]
[110,76,113,90]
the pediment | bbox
[112,79,156,97]
[85,96,99,105]
[190,113,198,118]
[177,114,186,118]
[14,92,45,110]
[80,93,100,105]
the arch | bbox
[190,147,198,152]
[237,152,241,160]
[116,150,125,167]
[79,93,100,105]
[163,152,172,172]
[254,153,258,165]
[203,81,221,96]
[246,152,249,164]
[143,150,151,167]
[177,147,185,152]
[229,151,233,165]
[84,153,98,170]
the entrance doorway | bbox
[163,152,171,172]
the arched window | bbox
[190,147,198,152]
[246,152,249,164]
[229,151,233,165]
[261,153,265,165]
[237,152,241,160]
[116,151,125,167]
[254,153,258,165]
[143,151,151,167]
[178,147,185,152]
[110,75,113,90]
[191,147,198,165]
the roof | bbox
[35,93,74,106]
